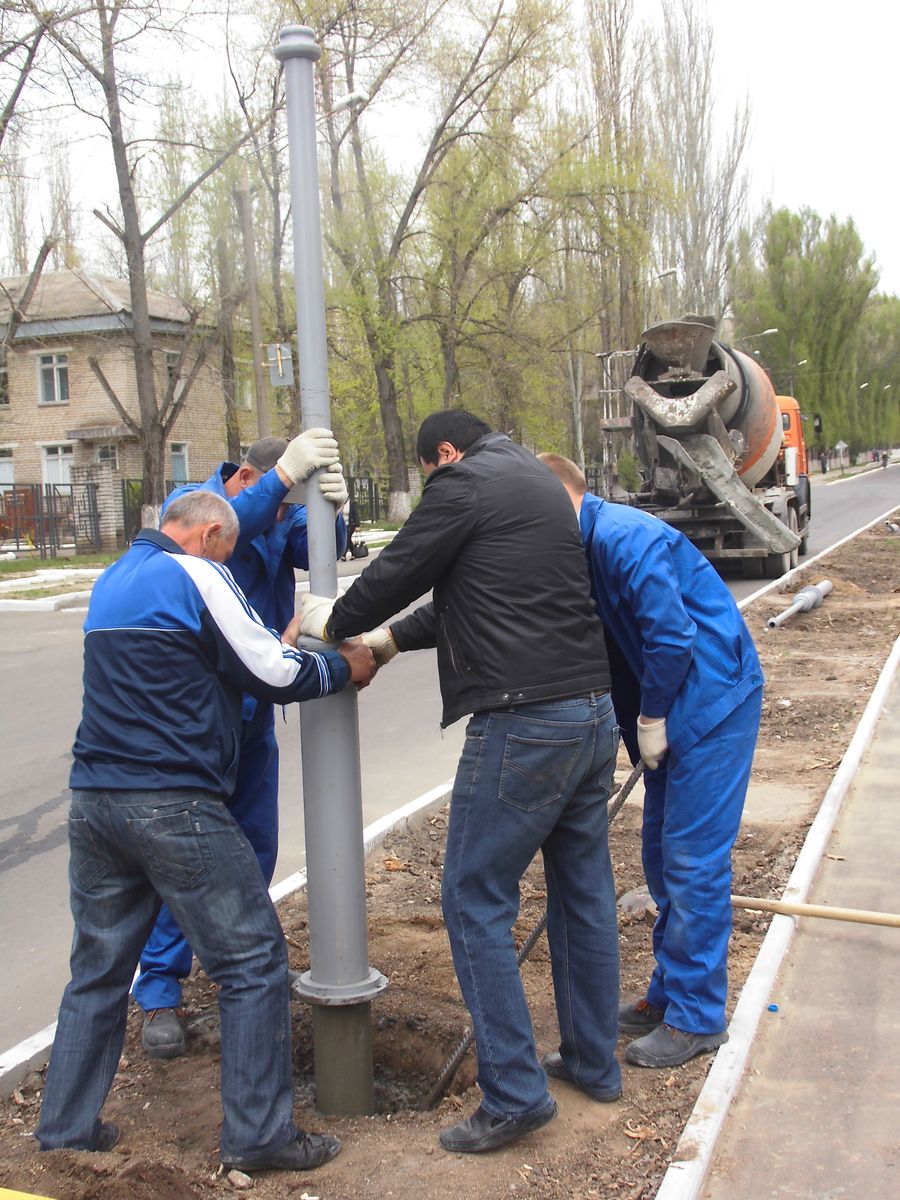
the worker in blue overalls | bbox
[541,454,763,1069]
[133,431,348,1058]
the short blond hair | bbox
[538,452,587,495]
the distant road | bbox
[1,466,897,1051]
[728,465,899,604]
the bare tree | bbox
[320,0,563,518]
[646,0,750,317]
[0,4,46,153]
[24,0,279,504]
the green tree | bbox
[732,207,878,450]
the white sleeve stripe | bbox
[169,553,331,696]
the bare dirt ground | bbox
[2,521,899,1200]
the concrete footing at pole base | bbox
[312,1002,375,1115]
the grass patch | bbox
[0,551,120,577]
[2,583,95,600]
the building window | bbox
[0,360,8,406]
[171,442,189,484]
[0,448,13,491]
[38,353,70,405]
[166,350,186,402]
[96,443,118,470]
[42,444,74,486]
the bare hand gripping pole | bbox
[274,24,386,1117]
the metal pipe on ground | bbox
[767,579,833,630]
[275,24,386,1116]
[423,760,645,1110]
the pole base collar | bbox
[293,966,389,1006]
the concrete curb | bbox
[0,591,93,612]
[0,779,455,1097]
[654,641,900,1200]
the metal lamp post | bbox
[273,23,387,1117]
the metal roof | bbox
[0,268,193,332]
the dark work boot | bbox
[618,998,665,1035]
[542,1052,621,1102]
[625,1023,728,1068]
[439,1101,557,1153]
[141,1008,186,1060]
[222,1132,342,1173]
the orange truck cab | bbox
[777,395,808,478]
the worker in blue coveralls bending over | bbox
[133,430,349,1059]
[540,454,763,1070]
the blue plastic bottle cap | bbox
[767,1003,779,1012]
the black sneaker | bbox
[439,1101,557,1153]
[618,998,665,1035]
[542,1052,621,1102]
[625,1023,728,1068]
[222,1131,342,1173]
[38,1121,121,1153]
[93,1122,120,1152]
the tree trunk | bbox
[216,236,242,463]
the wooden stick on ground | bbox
[732,895,900,929]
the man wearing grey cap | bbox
[133,429,349,1058]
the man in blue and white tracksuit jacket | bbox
[36,491,371,1172]
[133,432,348,1056]
[541,455,763,1071]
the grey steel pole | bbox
[274,24,386,1116]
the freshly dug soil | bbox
[2,522,898,1200]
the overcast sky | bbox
[687,0,898,294]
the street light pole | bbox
[274,23,386,1118]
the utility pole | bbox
[273,24,386,1117]
[234,167,270,438]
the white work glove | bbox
[637,715,668,770]
[319,462,349,509]
[361,627,399,667]
[299,592,338,641]
[276,427,340,485]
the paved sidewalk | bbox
[702,672,900,1199]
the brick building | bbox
[0,269,276,547]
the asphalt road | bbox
[0,465,897,1052]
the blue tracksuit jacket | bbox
[70,530,349,797]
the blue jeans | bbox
[642,688,763,1033]
[442,694,621,1118]
[36,789,298,1162]
[133,705,279,1011]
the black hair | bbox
[415,409,492,465]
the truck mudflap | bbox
[656,432,801,554]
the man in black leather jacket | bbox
[299,411,622,1152]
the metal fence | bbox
[120,474,388,546]
[120,479,181,545]
[0,483,101,558]
[349,475,387,523]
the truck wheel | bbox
[764,509,799,578]
[743,558,765,580]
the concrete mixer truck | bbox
[618,318,810,579]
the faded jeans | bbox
[36,789,298,1162]
[442,694,621,1118]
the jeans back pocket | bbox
[499,734,583,812]
[127,806,213,889]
